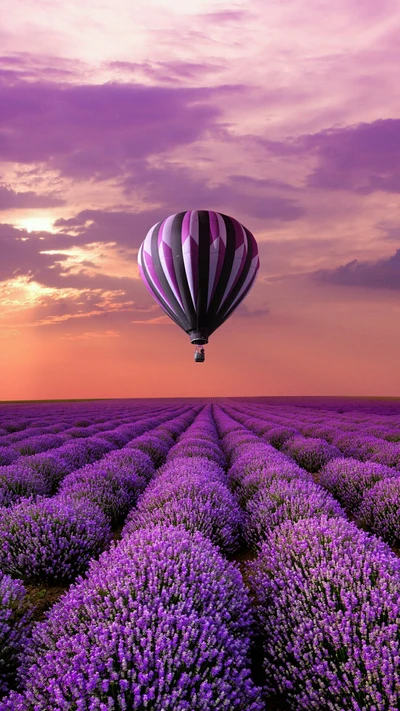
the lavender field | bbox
[0,397,399,710]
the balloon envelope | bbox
[138,210,259,344]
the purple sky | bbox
[1,0,400,398]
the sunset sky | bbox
[1,0,400,399]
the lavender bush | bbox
[264,426,299,449]
[283,436,341,472]
[359,477,400,545]
[319,457,397,514]
[228,448,308,492]
[0,574,30,697]
[250,516,400,710]
[231,462,312,508]
[155,456,226,484]
[370,440,400,468]
[103,447,155,480]
[0,466,50,508]
[59,456,152,525]
[244,478,344,548]
[0,496,111,583]
[15,434,68,456]
[53,437,114,471]
[0,449,19,467]
[4,526,262,710]
[3,453,70,494]
[167,439,226,467]
[124,433,171,466]
[124,472,241,553]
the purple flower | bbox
[0,496,111,583]
[264,426,299,449]
[124,466,241,554]
[15,435,69,456]
[319,457,397,514]
[59,453,153,525]
[124,433,171,466]
[167,439,226,467]
[0,465,50,508]
[6,526,262,710]
[0,449,19,467]
[249,516,400,710]
[3,452,71,494]
[359,477,400,545]
[53,437,114,471]
[370,440,400,469]
[244,478,344,548]
[230,461,312,508]
[0,574,31,697]
[283,436,341,472]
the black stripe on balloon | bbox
[214,271,257,332]
[196,210,211,330]
[150,222,191,332]
[170,211,197,329]
[215,226,255,323]
[206,213,236,328]
[139,245,183,331]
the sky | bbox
[1,0,400,399]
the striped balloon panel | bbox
[137,210,259,338]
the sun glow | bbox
[15,216,56,233]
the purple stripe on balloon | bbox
[143,251,172,308]
[189,210,200,245]
[144,224,158,255]
[233,217,246,250]
[138,264,166,311]
[208,214,227,305]
[157,218,168,248]
[161,214,175,249]
[182,210,192,244]
[228,256,259,312]
[190,236,199,307]
[161,242,184,308]
[218,228,249,310]
[183,236,199,309]
[209,211,220,243]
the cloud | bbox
[199,10,250,23]
[0,183,64,210]
[376,221,400,242]
[107,59,223,83]
[314,248,400,289]
[235,302,270,318]
[0,223,70,281]
[54,208,163,248]
[0,76,232,179]
[122,166,304,222]
[0,53,82,83]
[262,119,400,194]
[60,330,120,340]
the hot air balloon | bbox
[137,210,260,362]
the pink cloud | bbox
[261,119,400,194]
[0,183,64,210]
[315,248,400,290]
[0,77,229,178]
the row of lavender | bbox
[229,400,400,466]
[1,397,400,710]
[214,402,400,710]
[0,402,191,506]
[0,400,187,465]
[224,401,400,546]
[0,403,201,700]
[1,405,263,710]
